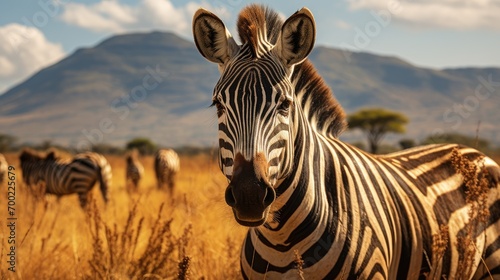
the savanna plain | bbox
[1,152,246,279]
[2,150,500,280]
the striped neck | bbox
[242,58,350,269]
[256,97,340,245]
[241,109,349,277]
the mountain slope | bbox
[0,32,498,148]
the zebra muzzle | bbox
[224,153,276,227]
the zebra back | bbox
[154,149,180,192]
[74,152,112,203]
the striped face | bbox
[213,48,295,184]
[212,49,296,226]
[193,6,316,226]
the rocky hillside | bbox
[0,32,498,148]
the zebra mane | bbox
[237,5,347,137]
[293,60,347,137]
[237,4,282,58]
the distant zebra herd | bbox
[0,148,179,208]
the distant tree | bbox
[399,138,416,150]
[422,132,490,151]
[92,143,124,155]
[29,140,71,154]
[126,138,157,155]
[0,134,17,152]
[348,108,409,154]
[38,140,53,150]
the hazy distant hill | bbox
[0,32,499,149]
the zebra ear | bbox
[276,7,316,67]
[193,8,239,66]
[46,151,57,161]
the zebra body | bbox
[0,153,7,185]
[154,149,180,193]
[20,149,111,207]
[126,149,144,192]
[193,5,500,279]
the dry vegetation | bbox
[1,150,499,279]
[426,148,494,279]
[0,152,246,280]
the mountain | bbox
[0,32,499,149]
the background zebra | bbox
[0,153,7,186]
[193,5,500,279]
[20,149,112,208]
[154,149,180,194]
[126,149,144,193]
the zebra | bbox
[0,153,7,186]
[19,149,112,208]
[193,5,500,279]
[126,149,144,193]
[154,149,180,194]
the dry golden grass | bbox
[2,150,499,279]
[293,250,305,280]
[0,152,246,280]
[451,148,492,279]
[426,224,449,279]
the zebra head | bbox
[19,149,59,186]
[193,5,316,226]
[19,149,43,185]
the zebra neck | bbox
[241,112,354,277]
[258,118,338,246]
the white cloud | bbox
[335,20,352,30]
[139,0,187,29]
[348,0,500,30]
[0,24,65,93]
[60,0,230,36]
[60,0,136,33]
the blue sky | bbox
[0,0,499,94]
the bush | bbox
[125,138,157,155]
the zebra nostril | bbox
[263,186,275,207]
[225,186,236,207]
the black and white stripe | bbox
[154,149,180,193]
[20,149,112,207]
[193,5,500,279]
[126,149,144,192]
[0,153,7,186]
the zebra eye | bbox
[211,99,224,117]
[277,99,292,116]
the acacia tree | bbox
[348,108,409,154]
[126,138,157,155]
